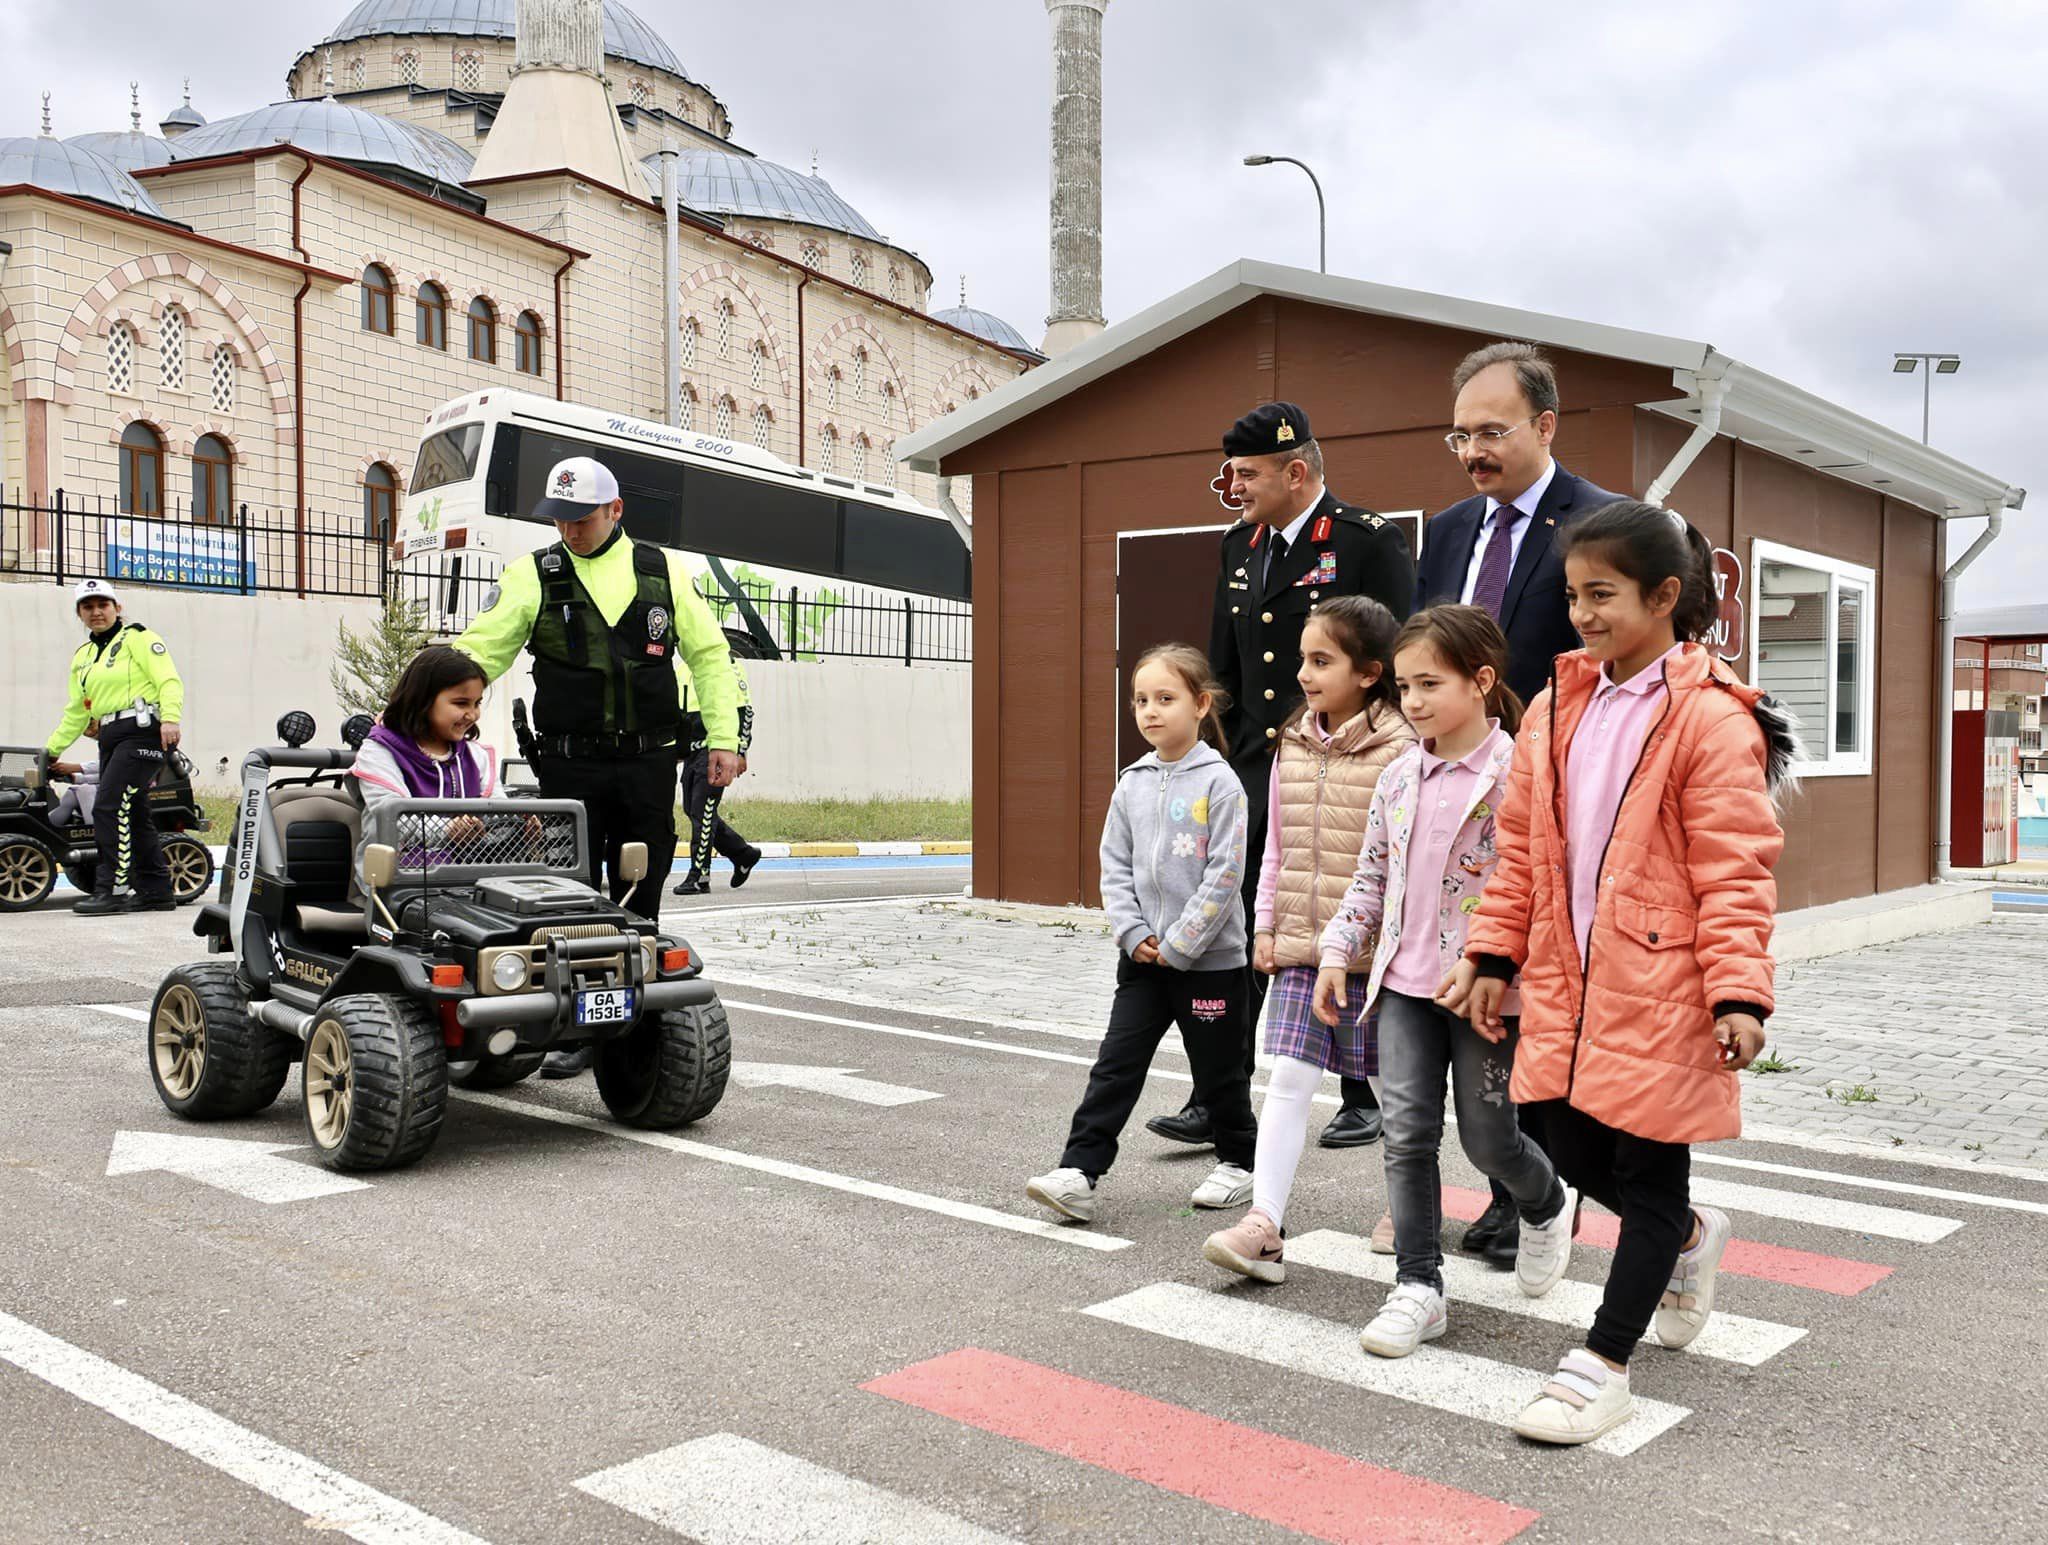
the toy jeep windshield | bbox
[150,717,729,1171]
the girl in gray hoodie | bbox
[1027,644,1260,1223]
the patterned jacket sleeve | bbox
[1157,775,1245,970]
[1097,778,1149,958]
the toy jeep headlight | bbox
[485,950,529,993]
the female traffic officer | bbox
[45,577,187,915]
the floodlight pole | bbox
[1893,352,1962,445]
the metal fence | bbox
[3,490,971,666]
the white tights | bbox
[1251,1056,1328,1227]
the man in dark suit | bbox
[1145,401,1415,1151]
[1415,341,1622,1267]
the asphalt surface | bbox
[4,866,2046,1543]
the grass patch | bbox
[1829,1082,1880,1106]
[1747,1050,1804,1074]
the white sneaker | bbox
[1358,1282,1448,1359]
[1513,1350,1634,1445]
[1026,1166,1097,1222]
[1190,1162,1254,1209]
[1516,1184,1578,1299]
[1654,1205,1732,1349]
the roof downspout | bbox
[1644,366,1729,508]
[289,155,315,597]
[936,474,972,552]
[1935,497,2012,881]
[551,253,575,401]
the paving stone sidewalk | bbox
[685,898,2048,1171]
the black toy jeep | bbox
[0,744,215,910]
[148,716,729,1171]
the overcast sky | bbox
[6,0,2041,609]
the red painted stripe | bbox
[1440,1186,1894,1296]
[865,1348,1538,1545]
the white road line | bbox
[1082,1282,1689,1457]
[106,1131,370,1205]
[1286,1231,1807,1367]
[575,1433,1016,1544]
[453,1090,1132,1253]
[0,1310,489,1545]
[88,1003,150,1022]
[1687,1176,1960,1242]
[663,894,962,920]
[1692,1153,2048,1217]
[718,977,1117,1044]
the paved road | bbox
[3,882,2046,1542]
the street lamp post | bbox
[1244,154,1326,274]
[1892,352,1961,445]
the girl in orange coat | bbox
[1441,500,1798,1446]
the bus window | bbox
[411,424,484,494]
[843,501,971,599]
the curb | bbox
[759,841,971,859]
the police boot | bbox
[671,870,711,896]
[1146,1102,1214,1147]
[540,1046,595,1079]
[75,891,132,916]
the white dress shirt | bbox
[1459,459,1556,605]
[1264,485,1325,584]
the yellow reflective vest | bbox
[46,622,185,757]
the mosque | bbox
[0,0,1045,536]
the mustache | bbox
[1465,460,1501,475]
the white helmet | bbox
[73,577,121,608]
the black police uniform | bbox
[678,665,757,886]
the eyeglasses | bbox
[1444,416,1538,455]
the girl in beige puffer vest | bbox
[1203,596,1414,1285]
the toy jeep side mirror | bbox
[618,842,649,883]
[362,844,397,891]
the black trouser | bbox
[1532,1099,1693,1366]
[680,746,751,874]
[94,719,169,899]
[1063,956,1257,1176]
[533,746,678,921]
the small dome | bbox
[317,0,691,81]
[171,98,474,186]
[0,136,169,219]
[160,102,207,131]
[931,306,1044,360]
[639,147,882,242]
[67,130,177,173]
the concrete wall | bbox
[741,658,969,801]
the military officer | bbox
[1146,401,1415,1150]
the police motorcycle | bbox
[0,744,214,911]
[149,712,730,1172]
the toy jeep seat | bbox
[267,785,365,938]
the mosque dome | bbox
[67,130,177,173]
[170,98,474,186]
[160,102,207,131]
[0,136,169,219]
[317,0,692,81]
[931,305,1044,360]
[639,147,884,242]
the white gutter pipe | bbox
[1935,498,2012,881]
[659,140,680,428]
[1643,369,1729,508]
[936,474,973,552]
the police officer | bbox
[1146,402,1415,1150]
[44,577,186,916]
[453,456,740,1074]
[673,649,763,895]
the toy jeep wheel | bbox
[595,997,732,1130]
[448,1050,545,1089]
[302,994,449,1172]
[163,836,216,905]
[150,961,294,1119]
[0,835,57,911]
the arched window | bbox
[417,282,448,350]
[456,51,482,91]
[850,252,868,290]
[852,434,868,482]
[827,367,841,412]
[363,462,399,541]
[752,404,771,449]
[883,442,896,487]
[159,307,185,392]
[820,424,837,474]
[715,299,732,359]
[880,379,896,425]
[398,50,420,86]
[679,386,695,433]
[750,340,766,391]
[629,79,652,109]
[514,311,543,376]
[106,322,136,395]
[888,267,903,302]
[118,421,163,515]
[348,56,366,90]
[681,317,698,368]
[467,296,496,363]
[852,348,867,397]
[210,342,236,413]
[800,240,826,270]
[191,433,233,525]
[361,264,394,334]
[714,394,734,439]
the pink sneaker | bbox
[1203,1207,1286,1284]
[1370,1212,1396,1254]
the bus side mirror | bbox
[363,845,396,891]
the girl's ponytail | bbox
[1393,604,1523,735]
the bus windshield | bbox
[410,424,484,495]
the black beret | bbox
[1223,401,1313,457]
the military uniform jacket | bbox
[1208,490,1415,793]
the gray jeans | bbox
[1377,988,1563,1292]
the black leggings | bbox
[1532,1100,1693,1365]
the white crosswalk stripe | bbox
[1686,1175,1960,1242]
[1082,1282,1691,1457]
[1285,1230,1808,1366]
[575,1434,1018,1543]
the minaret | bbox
[1041,0,1108,356]
[466,0,641,195]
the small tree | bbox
[330,592,431,716]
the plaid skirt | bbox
[1261,964,1377,1080]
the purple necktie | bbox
[1470,506,1517,620]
